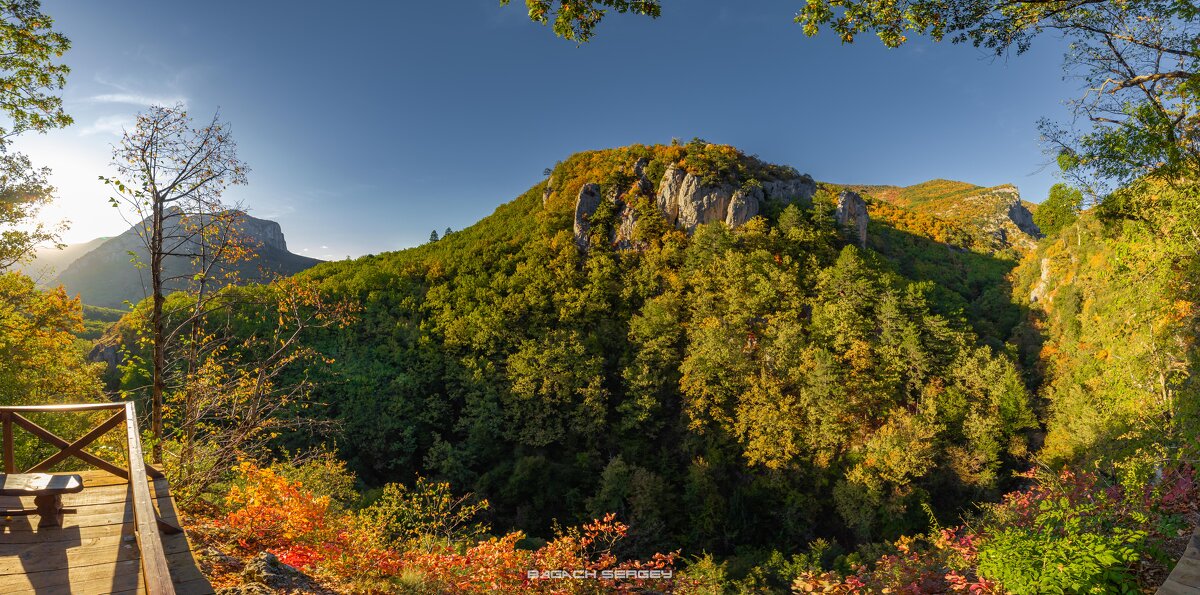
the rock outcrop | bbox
[573,158,816,250]
[238,216,288,252]
[215,552,330,595]
[87,338,122,380]
[1004,192,1040,238]
[573,184,603,248]
[970,185,1042,251]
[726,187,762,228]
[1029,257,1052,303]
[655,165,815,233]
[836,191,869,248]
[613,202,639,250]
[543,175,555,205]
[761,178,818,203]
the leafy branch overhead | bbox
[510,0,1200,192]
[0,0,71,141]
[499,0,661,42]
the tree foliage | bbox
[0,0,72,269]
[1032,183,1083,237]
[0,0,71,142]
[511,1,1199,194]
[499,0,661,42]
[186,144,1041,561]
[103,104,249,462]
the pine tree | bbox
[429,230,439,242]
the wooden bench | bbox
[0,472,84,528]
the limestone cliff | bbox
[836,191,869,248]
[571,158,817,249]
[866,180,1042,253]
[655,165,815,232]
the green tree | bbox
[0,1,71,141]
[1033,183,1083,237]
[515,1,1199,193]
[0,153,61,269]
[0,272,106,469]
[0,0,72,268]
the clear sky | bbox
[21,0,1076,258]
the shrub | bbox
[357,476,490,550]
[794,465,1197,593]
[220,462,682,594]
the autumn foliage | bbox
[794,465,1199,593]
[218,462,681,594]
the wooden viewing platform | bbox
[0,403,213,595]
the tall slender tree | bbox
[102,104,248,462]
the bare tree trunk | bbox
[151,192,165,465]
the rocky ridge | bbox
[572,158,817,248]
[54,209,321,308]
[867,180,1042,252]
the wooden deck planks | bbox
[0,471,213,595]
[1159,529,1200,594]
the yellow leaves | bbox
[843,339,875,372]
[1173,299,1195,322]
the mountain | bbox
[51,211,321,308]
[847,179,1042,252]
[102,143,1200,591]
[113,141,1041,555]
[15,236,110,283]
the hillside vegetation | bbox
[98,142,1200,593]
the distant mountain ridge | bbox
[846,179,1042,252]
[37,212,321,308]
[17,237,110,283]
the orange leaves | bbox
[399,512,680,594]
[219,461,679,593]
[224,462,335,550]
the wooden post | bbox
[2,411,12,474]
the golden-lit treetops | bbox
[259,142,1042,552]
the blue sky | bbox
[22,0,1076,258]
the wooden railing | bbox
[0,402,177,595]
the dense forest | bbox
[0,0,1197,592]
[82,141,1195,592]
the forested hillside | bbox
[0,0,1195,591]
[97,141,1200,592]
[281,142,1038,547]
[1011,182,1200,473]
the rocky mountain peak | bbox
[571,157,818,249]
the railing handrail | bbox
[0,403,126,412]
[0,401,176,595]
[124,401,175,595]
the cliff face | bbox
[954,185,1042,252]
[572,155,817,248]
[654,164,815,232]
[867,180,1042,252]
[836,190,869,248]
[53,210,321,308]
[561,148,1032,259]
